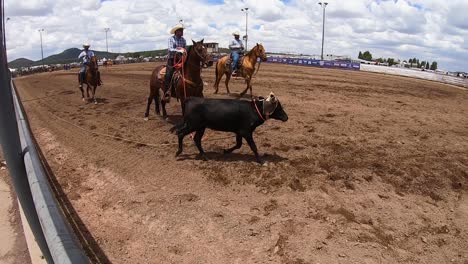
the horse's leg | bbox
[144,94,152,121]
[240,77,250,97]
[154,90,160,116]
[181,99,186,116]
[92,85,97,104]
[85,84,91,101]
[225,72,231,94]
[193,128,207,160]
[79,85,85,101]
[161,97,168,120]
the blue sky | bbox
[4,0,468,72]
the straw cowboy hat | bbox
[83,43,90,47]
[170,23,185,34]
[232,31,240,36]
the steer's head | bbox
[263,92,288,122]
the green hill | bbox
[8,46,231,68]
[8,58,34,68]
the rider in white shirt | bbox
[78,43,95,88]
[229,31,244,76]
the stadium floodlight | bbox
[38,29,45,68]
[241,8,249,51]
[318,2,328,60]
[104,28,111,52]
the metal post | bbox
[38,29,44,67]
[0,8,53,263]
[319,2,328,60]
[241,8,249,51]
[104,28,110,52]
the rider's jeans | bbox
[231,51,240,71]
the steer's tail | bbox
[170,122,185,134]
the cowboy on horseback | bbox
[78,43,101,88]
[164,23,186,99]
[229,31,244,76]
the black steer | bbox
[172,93,288,164]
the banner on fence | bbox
[266,57,360,70]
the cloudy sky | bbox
[4,0,468,71]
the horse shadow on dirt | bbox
[176,151,287,164]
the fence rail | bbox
[360,64,468,88]
[11,80,89,264]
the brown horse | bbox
[213,43,267,97]
[145,39,213,120]
[79,56,100,104]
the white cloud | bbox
[4,0,468,72]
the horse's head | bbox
[253,43,267,62]
[191,39,214,68]
[89,56,98,69]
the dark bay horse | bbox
[213,43,267,97]
[79,56,100,104]
[145,39,213,120]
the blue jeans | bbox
[231,51,241,71]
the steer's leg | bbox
[243,133,264,164]
[193,128,207,161]
[175,123,192,156]
[224,134,242,154]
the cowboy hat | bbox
[170,23,185,34]
[232,31,240,36]
[83,43,90,47]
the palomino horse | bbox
[145,39,213,120]
[79,56,100,104]
[213,43,267,97]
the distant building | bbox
[203,42,219,53]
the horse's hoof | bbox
[94,101,98,105]
[144,117,149,121]
[175,150,182,157]
[82,98,85,102]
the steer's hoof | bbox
[175,150,182,157]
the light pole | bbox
[241,8,249,51]
[104,27,110,52]
[38,29,44,68]
[318,2,328,61]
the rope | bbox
[173,49,187,99]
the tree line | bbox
[358,51,438,70]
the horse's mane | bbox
[246,44,259,56]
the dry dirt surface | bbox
[14,62,468,264]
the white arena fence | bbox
[360,64,468,89]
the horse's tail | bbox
[215,59,219,80]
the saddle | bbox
[157,66,166,80]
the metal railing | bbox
[10,80,89,263]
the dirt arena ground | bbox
[14,62,468,264]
